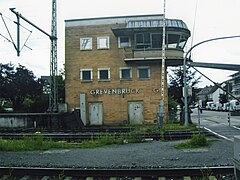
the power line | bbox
[0,12,32,33]
[190,0,199,49]
[0,12,33,54]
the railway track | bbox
[0,127,132,134]
[0,129,214,142]
[0,166,235,179]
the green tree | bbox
[168,96,178,122]
[168,66,201,124]
[56,75,65,103]
[58,64,65,103]
[0,63,14,111]
[0,63,47,112]
[219,93,228,105]
[0,63,14,99]
[169,66,200,88]
[10,65,42,111]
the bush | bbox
[190,134,208,147]
[175,134,209,149]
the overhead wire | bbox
[0,33,12,43]
[1,12,32,33]
[191,66,239,101]
[21,31,33,51]
[0,13,17,50]
[0,12,33,54]
[188,0,199,60]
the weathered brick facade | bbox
[65,15,190,125]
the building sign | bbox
[89,87,162,96]
[89,88,141,96]
[152,88,161,93]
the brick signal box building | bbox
[65,14,190,126]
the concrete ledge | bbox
[0,113,63,129]
[234,136,240,179]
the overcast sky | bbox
[1,0,240,87]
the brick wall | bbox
[65,23,169,125]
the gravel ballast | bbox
[0,139,233,168]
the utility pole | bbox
[49,0,58,112]
[158,0,166,127]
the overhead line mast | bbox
[9,0,58,112]
[49,0,58,112]
[158,0,166,127]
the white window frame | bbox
[97,36,110,49]
[80,68,93,81]
[98,68,110,81]
[118,36,131,48]
[80,37,92,50]
[119,67,132,80]
[137,66,150,79]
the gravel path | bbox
[0,139,233,168]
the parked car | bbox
[206,102,214,110]
[210,103,216,111]
[229,100,240,111]
[215,102,222,111]
[222,102,230,111]
[3,107,14,112]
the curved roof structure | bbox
[127,19,188,29]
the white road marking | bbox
[203,127,233,142]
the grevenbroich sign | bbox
[89,88,162,95]
[89,88,141,95]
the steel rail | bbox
[0,127,132,133]
[0,130,211,141]
[0,166,234,177]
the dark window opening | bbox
[82,71,91,80]
[121,69,131,79]
[99,70,109,80]
[167,34,180,48]
[138,67,150,79]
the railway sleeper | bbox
[0,175,236,180]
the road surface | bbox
[191,108,240,141]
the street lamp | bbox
[183,35,240,126]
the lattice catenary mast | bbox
[9,0,58,112]
[49,0,58,112]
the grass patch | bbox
[0,135,76,151]
[0,132,144,151]
[161,123,198,131]
[123,124,159,133]
[124,123,197,133]
[175,134,209,149]
[79,135,126,148]
[0,123,200,151]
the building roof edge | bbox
[64,14,164,23]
